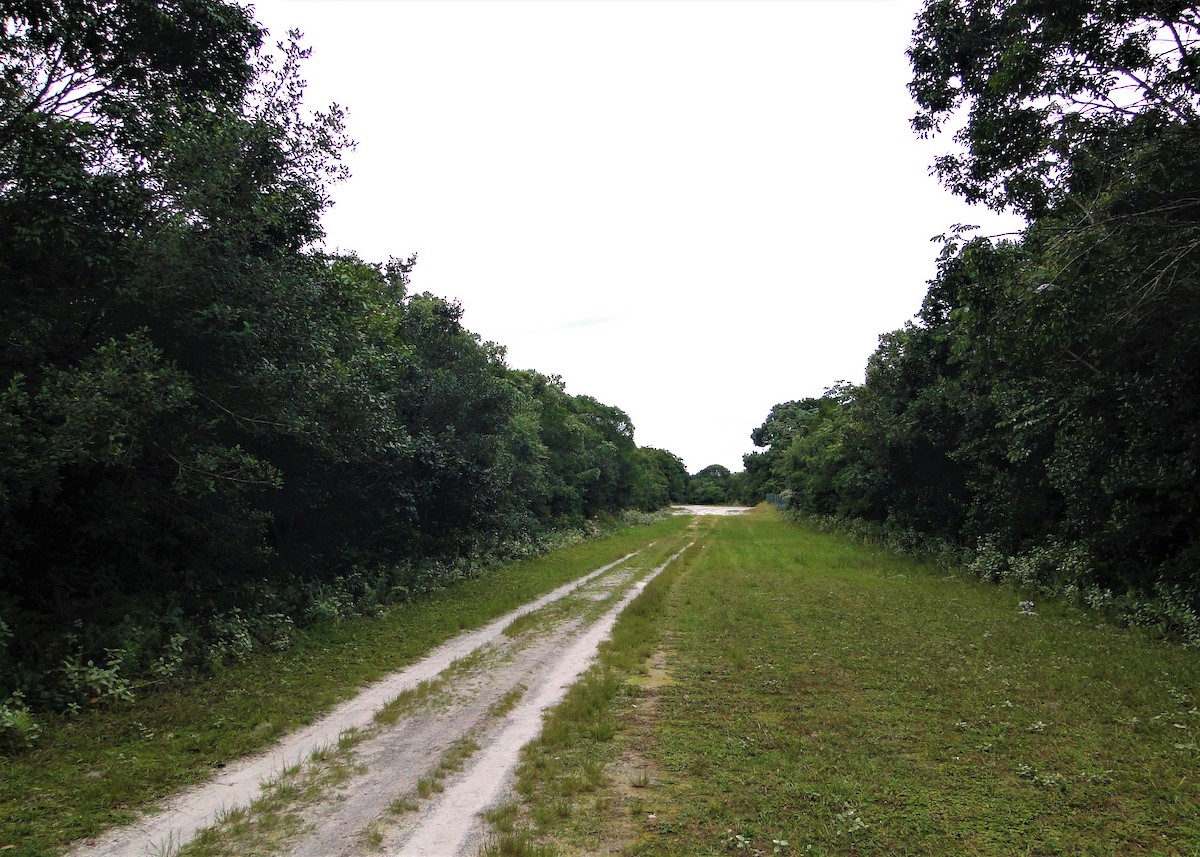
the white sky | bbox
[247,0,1023,473]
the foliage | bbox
[630,448,689,512]
[744,0,1200,639]
[687,463,734,505]
[0,0,686,719]
[0,692,39,752]
[909,0,1200,217]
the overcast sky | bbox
[247,0,1023,473]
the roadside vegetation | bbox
[0,516,688,857]
[503,509,1200,855]
[739,1,1200,643]
[0,0,695,744]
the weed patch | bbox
[489,684,528,718]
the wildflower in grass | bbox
[1018,601,1037,615]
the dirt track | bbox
[69,536,698,857]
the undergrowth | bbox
[0,515,664,731]
[794,511,1200,648]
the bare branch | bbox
[201,393,292,431]
[1063,346,1103,377]
[1112,65,1192,119]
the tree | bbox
[567,395,638,517]
[728,0,1200,645]
[0,0,261,148]
[909,0,1200,594]
[0,0,689,713]
[386,293,524,554]
[630,447,689,511]
[909,0,1200,216]
[688,464,732,505]
[745,398,828,499]
[0,6,368,704]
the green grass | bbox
[502,541,678,640]
[489,525,705,853]
[489,684,528,718]
[373,676,445,726]
[402,734,484,809]
[362,819,385,850]
[389,796,419,814]
[502,590,597,640]
[434,734,480,780]
[481,829,560,857]
[0,515,690,857]
[373,644,496,726]
[508,508,1200,856]
[176,730,364,857]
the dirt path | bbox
[670,504,750,516]
[69,537,692,857]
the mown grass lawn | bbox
[0,515,690,857]
[509,508,1200,856]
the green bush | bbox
[0,691,40,750]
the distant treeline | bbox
[742,2,1200,643]
[0,2,697,722]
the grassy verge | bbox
[505,508,1200,855]
[0,514,690,857]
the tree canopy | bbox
[0,1,687,717]
[909,0,1200,216]
[744,0,1200,643]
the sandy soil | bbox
[670,504,751,516]
[68,541,691,857]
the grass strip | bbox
[373,642,500,726]
[176,728,368,857]
[482,522,708,856]
[630,508,1200,855]
[0,515,690,857]
[503,535,690,642]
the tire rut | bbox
[67,543,683,857]
[378,542,693,857]
[283,582,633,857]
